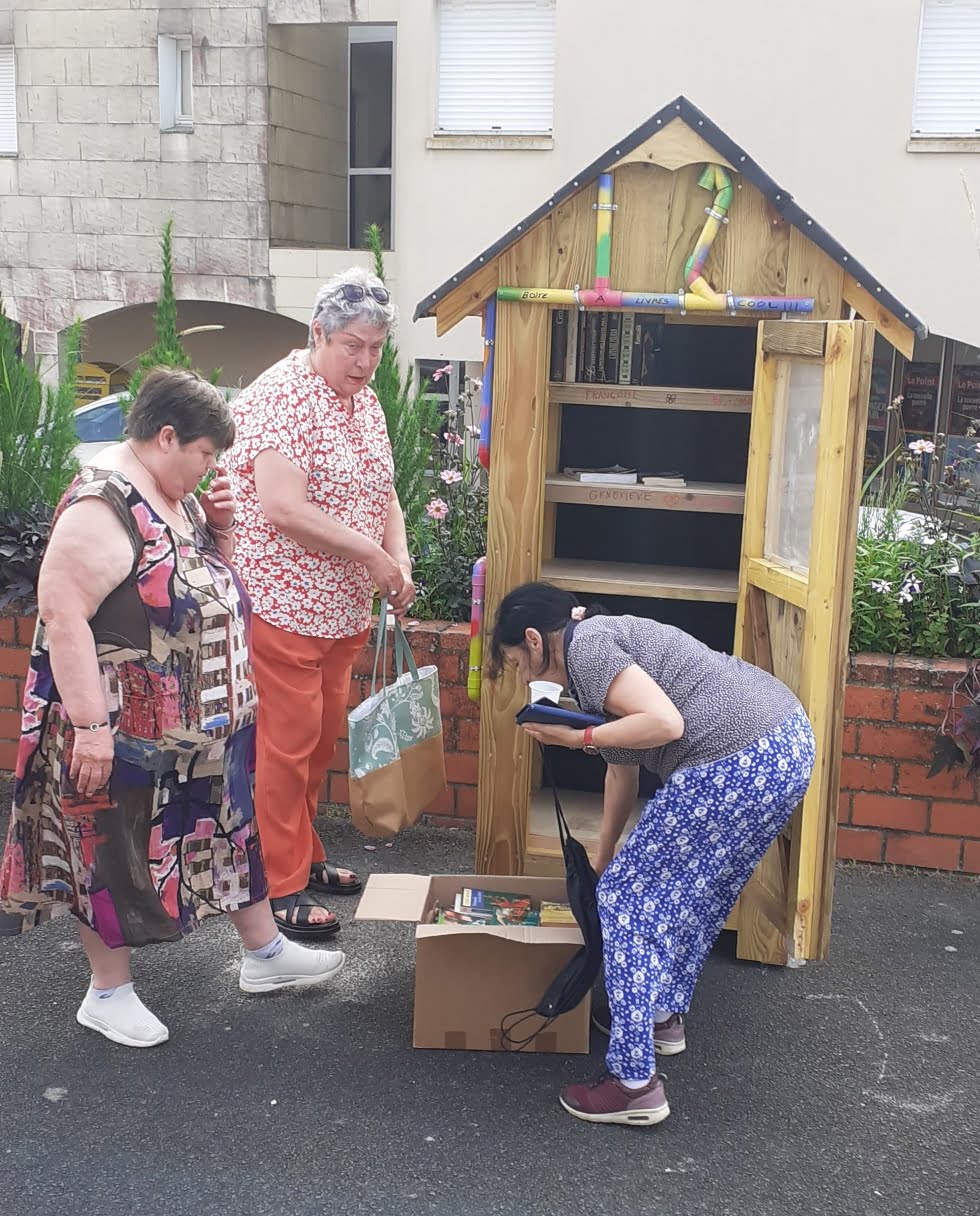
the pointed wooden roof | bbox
[414,95,927,349]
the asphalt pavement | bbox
[0,782,976,1216]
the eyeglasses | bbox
[339,283,390,305]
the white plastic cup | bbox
[529,680,563,704]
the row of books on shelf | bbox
[431,887,577,928]
[562,466,687,487]
[549,309,665,385]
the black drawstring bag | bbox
[500,747,603,1050]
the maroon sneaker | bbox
[559,1073,670,1126]
[654,1013,686,1056]
[590,1005,687,1056]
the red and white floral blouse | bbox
[227,350,394,639]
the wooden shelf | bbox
[548,383,753,413]
[542,558,739,603]
[530,783,646,860]
[546,476,745,515]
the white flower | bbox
[870,579,892,593]
[908,439,935,455]
[898,574,922,603]
[439,468,463,484]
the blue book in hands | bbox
[515,699,605,729]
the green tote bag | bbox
[347,600,447,837]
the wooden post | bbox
[475,222,553,874]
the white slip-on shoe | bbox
[239,936,346,994]
[76,982,170,1048]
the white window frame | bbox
[348,25,395,250]
[158,35,193,132]
[435,0,555,138]
[910,0,980,143]
[0,45,17,157]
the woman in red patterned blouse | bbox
[227,268,414,939]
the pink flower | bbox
[431,363,454,383]
[467,424,481,437]
[443,431,464,447]
[425,497,449,520]
[440,469,463,484]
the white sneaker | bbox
[239,936,346,994]
[76,982,170,1048]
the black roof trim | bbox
[414,95,927,338]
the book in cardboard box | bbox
[355,873,590,1053]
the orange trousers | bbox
[250,614,368,898]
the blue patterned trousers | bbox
[598,708,816,1081]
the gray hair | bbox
[309,265,397,347]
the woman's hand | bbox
[70,728,114,797]
[201,466,237,532]
[521,723,586,750]
[389,562,416,618]
[367,546,406,603]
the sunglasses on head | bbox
[339,283,390,305]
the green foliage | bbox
[0,300,82,610]
[411,379,488,622]
[365,222,442,541]
[851,416,980,658]
[0,505,53,612]
[127,218,193,401]
[0,302,81,513]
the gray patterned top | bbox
[567,615,803,781]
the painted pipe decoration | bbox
[593,173,614,291]
[478,295,496,471]
[468,556,486,702]
[495,164,814,315]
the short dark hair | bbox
[486,581,606,680]
[125,367,235,449]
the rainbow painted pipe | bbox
[496,163,814,314]
[478,295,496,471]
[468,555,486,702]
[496,286,813,313]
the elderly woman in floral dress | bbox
[226,267,415,940]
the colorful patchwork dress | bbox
[0,468,268,947]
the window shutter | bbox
[912,0,980,135]
[0,46,16,156]
[437,0,555,135]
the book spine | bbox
[565,309,579,383]
[549,309,569,382]
[618,312,635,385]
[584,314,600,383]
[597,314,610,383]
[630,315,643,385]
[606,312,621,383]
[575,311,587,382]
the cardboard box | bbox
[355,873,591,1053]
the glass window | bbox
[74,401,125,444]
[764,360,824,574]
[436,0,556,135]
[943,340,980,490]
[912,0,980,138]
[348,27,394,249]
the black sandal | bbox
[308,861,363,897]
[271,892,341,940]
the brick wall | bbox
[838,653,979,874]
[3,607,977,870]
[0,614,35,774]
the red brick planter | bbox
[839,654,980,874]
[2,607,978,871]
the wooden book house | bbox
[415,97,926,965]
